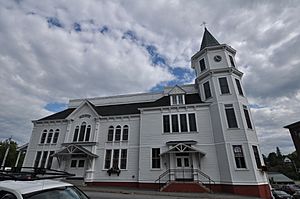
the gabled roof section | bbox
[66,100,99,120]
[168,85,186,95]
[200,28,220,51]
[38,94,203,121]
[160,143,206,156]
[53,144,98,158]
[38,108,75,121]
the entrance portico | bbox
[160,141,206,181]
[53,144,98,179]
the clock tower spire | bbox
[190,28,268,195]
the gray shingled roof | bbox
[38,94,203,121]
[200,28,220,51]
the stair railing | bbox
[193,168,215,193]
[155,168,215,192]
[154,168,171,190]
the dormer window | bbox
[171,94,185,105]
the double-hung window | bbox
[163,115,170,133]
[34,151,42,168]
[53,129,59,144]
[171,115,179,132]
[171,95,185,105]
[46,130,53,144]
[225,104,238,128]
[40,130,47,144]
[104,149,128,169]
[199,58,206,72]
[243,105,253,129]
[252,146,262,169]
[163,113,197,133]
[233,145,246,168]
[203,81,212,99]
[152,148,160,169]
[115,126,121,141]
[229,55,235,67]
[219,77,230,94]
[235,79,244,96]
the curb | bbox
[78,186,260,199]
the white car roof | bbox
[0,179,72,195]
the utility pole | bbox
[1,137,12,170]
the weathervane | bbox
[201,21,207,29]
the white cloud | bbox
[0,0,300,156]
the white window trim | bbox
[203,80,212,100]
[73,122,92,142]
[162,112,198,134]
[224,104,239,129]
[150,147,161,170]
[170,94,185,105]
[231,144,248,170]
[218,76,231,95]
[242,105,253,130]
[103,148,128,170]
[107,125,130,142]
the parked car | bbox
[293,190,300,199]
[0,179,89,199]
[0,167,89,199]
[281,184,300,195]
[271,189,292,199]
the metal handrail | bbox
[154,168,215,192]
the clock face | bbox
[214,55,222,62]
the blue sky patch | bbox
[249,104,266,109]
[150,67,195,92]
[122,30,138,42]
[145,45,166,65]
[45,102,67,112]
[99,26,109,34]
[47,17,63,28]
[73,23,81,32]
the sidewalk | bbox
[78,185,261,199]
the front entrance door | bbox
[175,154,192,181]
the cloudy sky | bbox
[0,0,299,155]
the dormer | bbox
[168,85,186,105]
[191,28,237,77]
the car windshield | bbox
[274,190,289,196]
[23,186,89,199]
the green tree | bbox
[0,140,18,168]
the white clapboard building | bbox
[23,28,270,198]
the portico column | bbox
[169,153,175,181]
[192,153,198,181]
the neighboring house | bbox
[268,172,294,185]
[284,121,300,160]
[23,28,270,198]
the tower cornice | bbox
[191,44,236,68]
[195,67,243,83]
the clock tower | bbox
[191,28,270,197]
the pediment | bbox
[66,100,98,120]
[168,85,186,95]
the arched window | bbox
[47,129,53,143]
[40,130,47,144]
[73,126,79,142]
[78,122,86,142]
[115,125,121,141]
[85,125,91,141]
[53,129,59,144]
[107,126,114,141]
[122,125,128,141]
